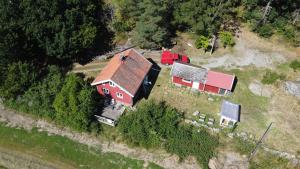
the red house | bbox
[171,62,235,95]
[91,49,152,106]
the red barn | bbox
[91,49,152,106]
[171,62,235,95]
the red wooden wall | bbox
[96,82,133,106]
[204,85,219,94]
[172,76,193,87]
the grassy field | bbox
[0,123,163,169]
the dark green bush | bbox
[256,24,273,38]
[118,100,218,169]
[290,60,300,71]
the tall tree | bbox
[132,0,170,49]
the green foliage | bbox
[261,70,285,85]
[0,0,111,63]
[256,24,273,38]
[12,66,64,119]
[195,35,210,50]
[118,100,218,169]
[132,0,169,49]
[233,137,255,155]
[219,31,235,47]
[0,62,36,99]
[165,126,218,169]
[289,60,300,71]
[249,151,293,169]
[118,100,181,148]
[53,74,97,131]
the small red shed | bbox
[171,62,235,95]
[91,49,152,106]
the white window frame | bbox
[109,81,115,87]
[102,88,109,94]
[116,92,123,98]
[182,79,191,83]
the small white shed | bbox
[219,100,240,127]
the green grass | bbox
[0,123,163,169]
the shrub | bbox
[256,24,273,38]
[261,70,285,84]
[53,73,98,131]
[118,100,218,169]
[219,31,235,48]
[0,62,37,99]
[290,60,300,71]
[195,35,210,50]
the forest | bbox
[0,0,299,139]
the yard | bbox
[73,28,300,156]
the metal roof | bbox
[171,62,207,83]
[220,100,240,121]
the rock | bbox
[284,81,300,98]
[208,97,214,101]
[249,81,272,98]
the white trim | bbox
[109,81,115,87]
[182,79,192,83]
[102,88,109,94]
[92,79,134,97]
[116,92,123,99]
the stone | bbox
[208,97,214,101]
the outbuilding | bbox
[219,100,240,127]
[170,62,235,95]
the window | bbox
[102,88,109,94]
[116,92,123,98]
[182,79,191,83]
[109,81,115,87]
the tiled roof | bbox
[220,100,240,121]
[170,62,207,83]
[91,49,152,96]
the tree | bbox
[0,0,111,64]
[53,74,97,131]
[219,31,235,47]
[15,66,64,119]
[132,0,169,49]
[0,62,36,99]
[256,24,273,38]
[195,35,210,51]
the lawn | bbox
[0,123,163,169]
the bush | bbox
[0,62,37,99]
[118,100,218,169]
[256,24,273,38]
[195,35,210,50]
[219,31,235,48]
[290,60,300,71]
[261,70,285,84]
[53,73,98,131]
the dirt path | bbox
[0,104,200,169]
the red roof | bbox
[206,71,235,90]
[91,49,152,96]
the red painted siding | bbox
[204,85,219,94]
[96,82,133,106]
[172,76,193,87]
[198,83,205,91]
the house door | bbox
[192,81,199,89]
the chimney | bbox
[120,53,126,62]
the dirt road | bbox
[0,104,200,169]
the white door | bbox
[192,81,199,89]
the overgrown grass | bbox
[232,137,255,155]
[261,70,286,84]
[0,123,163,169]
[250,151,297,169]
[290,60,300,72]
